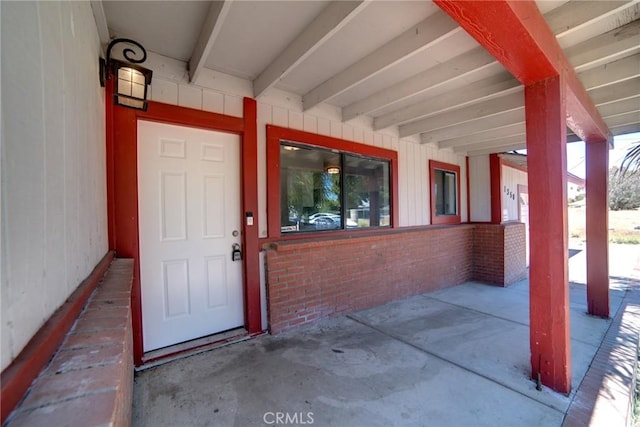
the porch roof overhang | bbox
[434,0,613,147]
[97,0,640,155]
[498,152,587,186]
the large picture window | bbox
[429,160,461,225]
[280,142,390,233]
[267,126,398,238]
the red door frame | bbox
[106,80,261,365]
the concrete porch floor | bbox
[133,245,640,426]
[133,262,640,426]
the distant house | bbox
[568,173,586,201]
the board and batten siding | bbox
[501,164,528,222]
[468,155,491,222]
[1,1,107,370]
[145,52,469,237]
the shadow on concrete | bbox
[133,277,638,426]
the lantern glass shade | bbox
[112,60,152,111]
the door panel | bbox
[138,120,243,352]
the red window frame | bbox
[266,125,399,239]
[429,159,461,225]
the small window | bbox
[280,142,390,233]
[430,160,461,225]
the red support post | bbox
[490,153,502,224]
[585,141,610,317]
[525,75,571,394]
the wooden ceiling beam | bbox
[254,1,368,98]
[434,0,611,145]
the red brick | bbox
[80,306,130,320]
[73,316,129,333]
[86,297,130,309]
[267,226,481,333]
[9,390,119,427]
[62,329,126,350]
[46,344,125,375]
[20,364,122,409]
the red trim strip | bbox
[270,126,399,161]
[142,330,250,366]
[0,251,114,424]
[391,151,400,228]
[490,153,502,224]
[265,125,400,238]
[266,127,282,238]
[429,160,461,225]
[465,156,471,223]
[111,104,143,364]
[140,101,244,134]
[106,78,116,249]
[242,98,262,334]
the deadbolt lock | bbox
[232,243,242,262]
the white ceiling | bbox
[102,0,640,155]
[205,1,329,80]
[103,1,211,62]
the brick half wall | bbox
[473,222,527,286]
[5,259,134,426]
[265,226,474,333]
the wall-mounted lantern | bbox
[99,38,153,111]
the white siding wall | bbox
[468,155,491,222]
[145,52,469,236]
[1,1,107,370]
[501,164,528,222]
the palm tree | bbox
[619,142,640,176]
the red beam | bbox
[434,0,611,145]
[565,82,612,146]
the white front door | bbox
[138,120,244,352]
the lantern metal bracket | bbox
[99,38,148,87]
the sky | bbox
[567,132,640,179]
